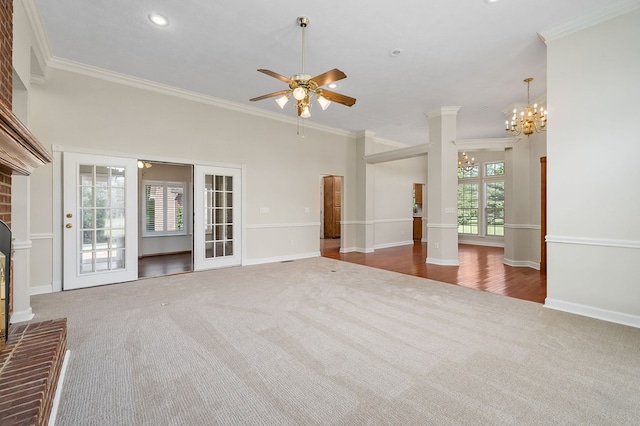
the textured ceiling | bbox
[35,0,618,145]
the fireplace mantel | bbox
[0,101,52,175]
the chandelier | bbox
[458,152,475,171]
[505,77,547,137]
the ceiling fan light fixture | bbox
[317,95,331,110]
[292,87,307,101]
[301,105,311,118]
[275,94,290,109]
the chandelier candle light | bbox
[505,77,547,137]
[458,152,475,171]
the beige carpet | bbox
[31,257,640,425]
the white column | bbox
[426,107,460,265]
[10,174,34,322]
[355,131,375,253]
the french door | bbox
[194,165,241,270]
[63,152,138,289]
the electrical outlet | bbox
[435,243,439,249]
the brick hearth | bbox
[0,319,67,425]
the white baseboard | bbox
[503,258,540,270]
[31,284,53,295]
[374,240,414,250]
[244,251,320,266]
[545,298,640,329]
[426,257,459,266]
[340,247,374,254]
[458,239,504,248]
[11,307,34,323]
[49,350,71,426]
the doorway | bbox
[137,161,194,279]
[413,183,424,241]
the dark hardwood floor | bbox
[321,239,546,304]
[138,252,193,279]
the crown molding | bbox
[537,0,640,43]
[47,57,356,139]
[425,106,462,118]
[21,0,52,81]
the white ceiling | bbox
[34,0,618,145]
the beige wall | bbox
[23,63,424,291]
[546,9,640,326]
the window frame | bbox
[457,160,505,239]
[142,180,188,237]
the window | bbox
[485,181,505,236]
[457,182,479,234]
[457,161,504,237]
[143,181,186,236]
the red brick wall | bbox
[0,0,12,226]
[0,0,13,110]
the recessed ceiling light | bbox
[148,13,169,27]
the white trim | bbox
[426,106,461,118]
[341,246,375,254]
[503,258,540,269]
[426,223,458,229]
[244,251,320,266]
[459,239,504,248]
[546,235,640,250]
[341,220,375,226]
[374,240,414,250]
[49,350,71,426]
[545,298,640,329]
[537,0,640,43]
[364,144,429,164]
[30,284,53,295]
[10,307,34,323]
[21,0,52,79]
[53,150,62,292]
[454,137,520,152]
[30,233,54,240]
[426,257,459,266]
[374,218,413,224]
[504,223,541,230]
[48,58,355,140]
[52,144,245,171]
[245,222,320,230]
[11,239,32,250]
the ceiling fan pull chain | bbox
[301,19,306,75]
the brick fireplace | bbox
[0,1,67,424]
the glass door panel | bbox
[195,165,241,270]
[63,152,138,289]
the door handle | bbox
[65,223,73,229]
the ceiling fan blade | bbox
[257,69,291,84]
[250,90,290,102]
[310,69,347,87]
[319,89,356,107]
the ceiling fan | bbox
[250,16,356,118]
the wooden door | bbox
[323,176,341,238]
